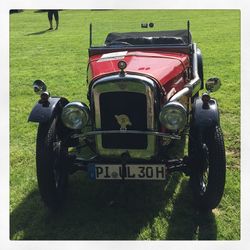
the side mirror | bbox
[33,80,47,95]
[205,77,221,93]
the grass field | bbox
[10,10,240,240]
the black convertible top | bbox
[105,30,192,46]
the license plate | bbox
[89,164,166,180]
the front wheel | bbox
[36,117,69,210]
[189,125,226,210]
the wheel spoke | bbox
[199,143,210,195]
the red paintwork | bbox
[88,50,190,96]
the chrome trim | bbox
[169,43,201,102]
[91,74,157,159]
[92,74,156,91]
[63,101,88,111]
[72,130,181,140]
[33,79,47,95]
[61,102,89,129]
[159,101,187,131]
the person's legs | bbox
[48,10,53,29]
[53,10,59,30]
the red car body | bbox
[89,51,190,99]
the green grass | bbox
[10,10,240,240]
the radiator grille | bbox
[99,92,147,149]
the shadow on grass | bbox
[10,173,217,240]
[25,29,55,36]
[166,179,217,240]
[10,173,179,240]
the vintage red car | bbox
[29,22,226,211]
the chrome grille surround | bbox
[91,74,157,159]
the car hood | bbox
[88,50,190,86]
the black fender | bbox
[191,97,220,131]
[28,97,69,123]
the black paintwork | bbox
[191,97,220,130]
[28,97,68,123]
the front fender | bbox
[28,97,69,123]
[191,97,220,130]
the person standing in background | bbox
[48,10,59,30]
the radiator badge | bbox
[115,114,132,130]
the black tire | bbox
[189,125,226,210]
[36,117,68,211]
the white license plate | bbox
[93,164,166,180]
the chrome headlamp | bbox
[61,102,89,130]
[159,101,187,131]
